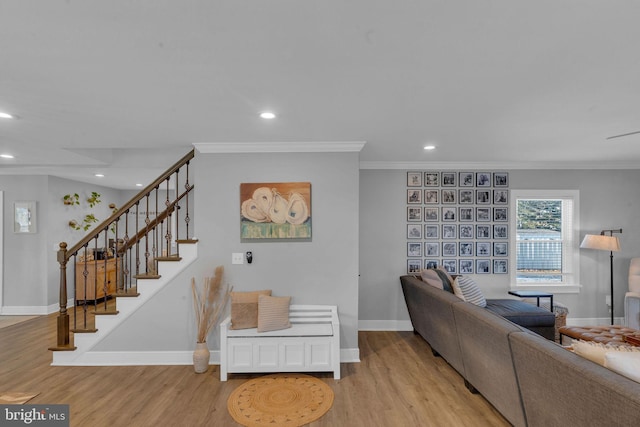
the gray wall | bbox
[96,151,360,352]
[359,168,640,324]
[3,163,639,344]
[1,175,125,310]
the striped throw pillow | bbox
[454,275,486,307]
[257,295,292,332]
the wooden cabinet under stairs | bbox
[75,258,123,303]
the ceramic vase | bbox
[193,342,210,373]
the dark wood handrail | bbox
[118,185,192,253]
[65,149,195,258]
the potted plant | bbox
[191,265,232,373]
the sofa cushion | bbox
[485,299,555,328]
[454,275,486,307]
[605,352,640,383]
[572,339,640,366]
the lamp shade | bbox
[580,234,621,252]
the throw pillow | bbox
[572,340,640,366]
[450,279,466,301]
[454,275,487,307]
[604,352,640,383]
[230,290,272,330]
[436,267,455,288]
[420,269,444,290]
[257,295,292,333]
[433,268,454,293]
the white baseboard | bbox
[52,347,361,366]
[340,348,360,363]
[1,299,74,316]
[358,320,413,331]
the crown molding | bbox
[359,160,640,170]
[194,141,366,154]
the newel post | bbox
[49,242,74,350]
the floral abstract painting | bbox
[240,182,311,240]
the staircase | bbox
[52,241,198,366]
[50,150,197,364]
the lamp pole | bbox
[602,229,622,325]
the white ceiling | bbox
[1,1,640,189]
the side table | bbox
[508,290,553,312]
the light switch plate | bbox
[232,253,244,264]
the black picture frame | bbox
[407,189,422,204]
[493,259,508,274]
[407,224,422,239]
[425,190,439,204]
[442,259,457,274]
[407,172,422,187]
[476,172,492,187]
[407,259,422,274]
[408,242,422,257]
[493,172,509,187]
[442,224,457,239]
[424,172,439,187]
[425,224,439,239]
[441,172,456,186]
[424,207,439,222]
[459,172,475,187]
[476,259,491,274]
[459,259,474,274]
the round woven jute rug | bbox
[227,373,334,427]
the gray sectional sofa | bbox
[400,274,640,427]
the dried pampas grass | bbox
[192,266,232,343]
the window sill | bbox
[510,284,582,294]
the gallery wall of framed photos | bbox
[406,171,509,275]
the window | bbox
[509,190,580,292]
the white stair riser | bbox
[52,243,198,366]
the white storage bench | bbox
[219,305,340,381]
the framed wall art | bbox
[14,201,36,233]
[403,170,510,276]
[407,172,422,187]
[241,182,311,240]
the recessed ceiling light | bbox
[95,173,105,178]
[423,144,437,150]
[136,183,143,187]
[0,154,14,159]
[0,112,14,119]
[260,111,276,119]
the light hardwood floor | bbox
[0,313,509,426]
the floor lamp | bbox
[580,229,622,325]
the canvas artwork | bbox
[240,182,311,239]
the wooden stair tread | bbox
[176,239,198,244]
[115,291,140,297]
[94,310,119,316]
[155,256,182,262]
[71,328,98,333]
[134,274,161,279]
[48,345,77,351]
